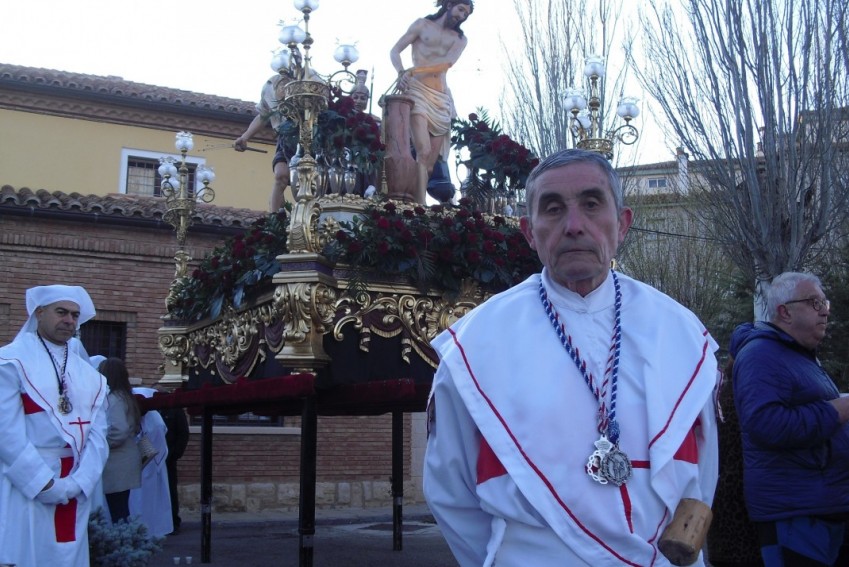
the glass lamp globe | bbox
[583,55,606,79]
[158,158,178,179]
[563,87,587,112]
[279,24,306,45]
[616,97,641,120]
[197,165,216,184]
[271,50,292,73]
[175,131,194,152]
[333,44,359,67]
[294,0,320,11]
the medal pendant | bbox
[586,435,613,484]
[600,445,632,486]
[58,394,73,415]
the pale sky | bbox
[0,0,665,165]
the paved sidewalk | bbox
[148,504,459,566]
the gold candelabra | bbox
[273,0,360,253]
[160,131,215,280]
[563,55,640,160]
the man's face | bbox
[36,300,80,345]
[780,280,830,350]
[445,3,471,27]
[351,90,369,112]
[520,162,632,296]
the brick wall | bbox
[0,214,216,380]
[0,210,426,511]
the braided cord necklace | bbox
[538,270,632,486]
[36,333,73,415]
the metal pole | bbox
[200,407,213,563]
[299,396,318,566]
[391,411,404,551]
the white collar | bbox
[540,268,616,314]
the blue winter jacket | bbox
[731,321,849,521]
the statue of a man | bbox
[390,0,473,203]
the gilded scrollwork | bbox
[274,281,337,344]
[160,271,486,382]
[158,296,284,383]
[331,281,488,369]
[287,197,322,254]
[159,332,192,367]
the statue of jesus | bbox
[389,0,474,203]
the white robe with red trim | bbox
[129,389,173,538]
[424,271,719,567]
[0,332,109,567]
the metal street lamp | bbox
[563,55,640,160]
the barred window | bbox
[79,320,127,360]
[119,148,203,197]
[126,156,197,197]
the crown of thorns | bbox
[436,0,474,9]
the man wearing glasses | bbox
[731,272,849,566]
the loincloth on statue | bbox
[405,79,455,138]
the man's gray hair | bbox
[524,149,624,216]
[765,271,822,321]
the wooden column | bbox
[381,95,419,203]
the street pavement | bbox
[148,504,459,566]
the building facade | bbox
[0,63,425,513]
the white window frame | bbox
[647,177,668,190]
[118,148,208,198]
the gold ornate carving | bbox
[287,193,322,254]
[188,300,281,377]
[158,259,489,381]
[158,331,192,366]
[272,280,338,368]
[332,281,486,369]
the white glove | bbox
[35,477,81,506]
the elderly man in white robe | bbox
[424,149,720,566]
[129,386,173,538]
[0,285,109,567]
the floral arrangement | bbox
[279,90,384,175]
[167,210,290,322]
[88,509,163,567]
[451,109,539,194]
[165,199,542,321]
[323,198,542,294]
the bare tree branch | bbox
[628,0,849,289]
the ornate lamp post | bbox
[160,131,215,310]
[273,0,361,253]
[563,55,640,160]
